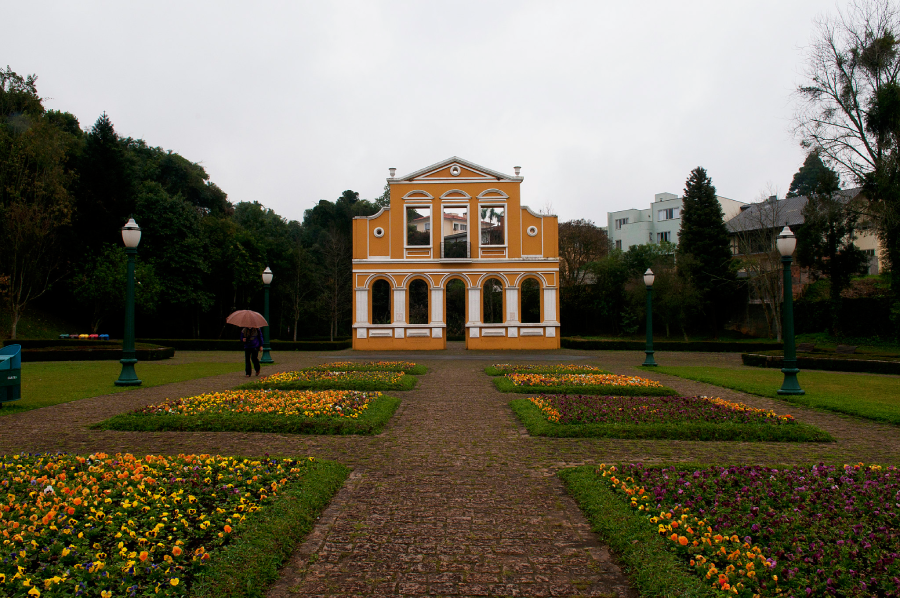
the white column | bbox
[467,287,481,324]
[430,287,444,324]
[505,286,520,323]
[393,288,407,325]
[543,287,558,323]
[467,286,481,337]
[355,289,368,324]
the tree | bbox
[728,188,790,339]
[677,167,737,335]
[794,0,900,321]
[558,219,608,287]
[375,183,390,208]
[0,67,77,338]
[796,161,869,334]
[71,243,161,333]
[787,151,834,197]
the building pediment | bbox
[393,156,523,183]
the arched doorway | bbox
[408,279,429,325]
[372,279,391,324]
[445,279,466,340]
[521,278,541,324]
[482,277,504,324]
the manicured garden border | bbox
[561,338,781,352]
[742,352,900,375]
[94,395,401,435]
[311,362,427,375]
[484,365,612,376]
[558,466,715,598]
[510,398,833,442]
[190,458,349,598]
[138,338,351,351]
[238,373,418,392]
[493,376,676,396]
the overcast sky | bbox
[5,0,847,225]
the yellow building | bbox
[352,157,560,350]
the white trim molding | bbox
[402,190,433,200]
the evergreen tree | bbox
[677,167,737,336]
[787,151,832,198]
[795,157,868,335]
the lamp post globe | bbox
[776,227,804,395]
[641,268,657,367]
[260,267,274,364]
[115,218,142,386]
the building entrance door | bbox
[445,279,466,346]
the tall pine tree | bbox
[677,167,737,336]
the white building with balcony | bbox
[608,192,746,251]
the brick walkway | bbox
[2,347,899,597]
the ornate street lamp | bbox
[115,218,142,386]
[776,226,804,395]
[642,268,657,367]
[260,267,274,364]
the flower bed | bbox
[484,363,611,376]
[0,452,347,598]
[493,372,676,396]
[95,390,400,435]
[305,361,426,374]
[581,463,900,597]
[238,369,417,392]
[511,395,831,441]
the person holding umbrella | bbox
[241,327,262,376]
[226,310,269,377]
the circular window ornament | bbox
[450,165,461,177]
[526,225,538,237]
[373,227,385,238]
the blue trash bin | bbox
[0,344,22,404]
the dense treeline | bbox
[0,67,381,340]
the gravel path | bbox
[1,346,898,597]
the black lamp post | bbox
[115,218,142,386]
[260,266,274,364]
[776,226,804,395]
[642,268,657,367]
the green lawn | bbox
[651,365,900,424]
[0,360,242,415]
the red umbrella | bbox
[226,310,268,328]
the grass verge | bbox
[95,395,401,435]
[237,374,418,392]
[0,360,240,416]
[510,399,832,442]
[493,376,676,396]
[558,466,715,598]
[191,458,349,598]
[650,365,900,424]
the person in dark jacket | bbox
[241,327,262,376]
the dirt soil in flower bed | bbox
[1,349,900,597]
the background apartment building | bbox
[607,192,746,251]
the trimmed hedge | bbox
[742,352,900,375]
[510,398,833,442]
[0,341,174,362]
[561,338,782,352]
[137,338,351,351]
[559,466,717,598]
[95,395,401,435]
[493,375,677,396]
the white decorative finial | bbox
[389,167,396,178]
[514,166,521,176]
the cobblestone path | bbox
[1,347,898,597]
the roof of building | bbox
[725,188,861,233]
